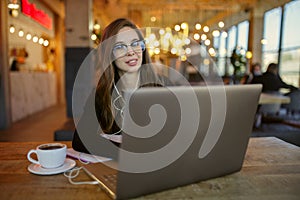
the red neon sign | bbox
[21,0,52,30]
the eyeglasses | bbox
[112,40,146,58]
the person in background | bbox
[251,63,298,93]
[72,18,169,153]
[247,62,262,84]
[10,59,19,71]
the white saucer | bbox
[28,158,76,175]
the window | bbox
[262,7,282,71]
[215,32,227,75]
[280,0,300,87]
[226,26,237,75]
[227,26,237,57]
[237,21,249,50]
[282,1,300,49]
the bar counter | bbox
[10,72,57,122]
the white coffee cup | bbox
[27,143,67,168]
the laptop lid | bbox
[115,84,261,199]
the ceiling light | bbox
[174,25,181,31]
[184,38,191,45]
[9,25,15,33]
[149,33,156,41]
[203,58,210,65]
[246,51,252,59]
[174,39,181,46]
[212,30,220,37]
[195,23,201,30]
[7,1,19,9]
[10,9,19,17]
[154,40,160,47]
[193,33,200,40]
[171,48,177,54]
[221,32,228,38]
[218,21,225,28]
[159,29,165,35]
[261,39,268,45]
[39,38,44,45]
[181,55,187,61]
[18,29,24,37]
[204,39,211,46]
[26,33,32,40]
[185,48,192,54]
[203,26,209,33]
[209,48,216,56]
[43,40,49,47]
[150,16,157,22]
[91,34,97,41]
[181,22,188,30]
[154,48,160,54]
[93,23,100,30]
[33,36,38,43]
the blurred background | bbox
[0,0,299,145]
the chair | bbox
[54,119,75,141]
[259,103,281,116]
[282,90,300,115]
[255,91,283,127]
[54,130,74,141]
[259,91,282,116]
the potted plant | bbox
[230,47,247,84]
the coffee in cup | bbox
[27,143,67,168]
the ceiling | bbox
[93,0,291,31]
[93,0,258,30]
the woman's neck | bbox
[118,71,140,91]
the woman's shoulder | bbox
[158,75,175,86]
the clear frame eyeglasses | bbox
[112,40,146,58]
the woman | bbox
[72,18,165,153]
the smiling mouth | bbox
[126,59,138,66]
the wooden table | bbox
[259,93,291,104]
[0,137,299,200]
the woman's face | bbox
[113,27,144,74]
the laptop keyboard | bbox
[102,173,117,188]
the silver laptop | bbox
[82,84,262,200]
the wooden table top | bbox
[0,137,299,200]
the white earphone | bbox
[110,77,139,135]
[108,83,125,135]
[113,82,121,96]
[112,83,125,114]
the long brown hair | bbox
[95,18,162,134]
